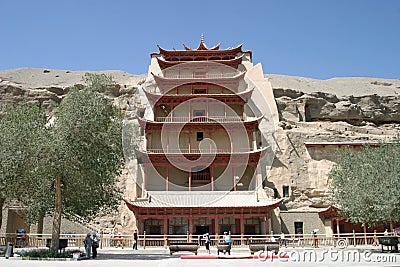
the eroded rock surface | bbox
[1,69,399,233]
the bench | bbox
[168,242,199,255]
[217,242,231,255]
[378,237,399,253]
[249,241,280,255]
[46,239,68,253]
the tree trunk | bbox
[0,197,5,232]
[37,215,44,236]
[51,175,62,251]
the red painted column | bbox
[167,130,170,153]
[233,166,237,191]
[189,217,193,235]
[145,133,148,150]
[240,214,245,245]
[211,165,214,191]
[143,165,147,197]
[189,171,192,191]
[265,214,269,235]
[336,218,341,238]
[188,131,191,153]
[215,214,219,236]
[137,214,141,234]
[163,216,168,235]
[166,166,169,191]
[189,100,191,120]
[253,131,257,151]
[210,131,213,153]
[224,103,226,118]
[206,100,209,118]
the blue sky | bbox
[1,0,399,79]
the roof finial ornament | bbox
[201,33,204,43]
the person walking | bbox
[133,230,138,250]
[280,232,287,247]
[92,232,99,258]
[203,233,211,254]
[224,231,231,244]
[312,230,319,248]
[84,233,93,258]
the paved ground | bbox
[1,246,399,267]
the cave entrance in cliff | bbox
[304,103,312,122]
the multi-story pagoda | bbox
[126,36,281,236]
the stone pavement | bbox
[1,245,399,267]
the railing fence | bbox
[0,232,393,249]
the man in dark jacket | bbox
[84,233,93,258]
[92,232,99,258]
[133,230,138,250]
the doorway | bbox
[294,222,304,235]
[196,226,210,235]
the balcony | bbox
[191,172,211,183]
[162,72,240,79]
[144,148,262,154]
[154,116,245,123]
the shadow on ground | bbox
[96,253,180,260]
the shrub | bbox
[20,249,83,258]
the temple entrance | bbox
[168,217,188,234]
[245,225,256,235]
[143,219,163,235]
[196,225,209,235]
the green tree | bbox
[0,104,49,231]
[0,73,125,251]
[82,72,115,93]
[47,75,124,250]
[329,137,400,228]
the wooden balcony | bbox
[162,72,240,79]
[144,148,258,154]
[154,116,244,123]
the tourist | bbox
[92,232,99,258]
[312,230,319,248]
[203,233,211,254]
[384,229,389,236]
[296,230,304,247]
[84,233,93,258]
[133,230,138,250]
[280,232,287,247]
[224,231,231,244]
[373,229,378,246]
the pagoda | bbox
[126,36,281,236]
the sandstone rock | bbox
[1,68,399,234]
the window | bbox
[193,88,207,94]
[294,222,304,235]
[193,110,205,117]
[144,219,163,235]
[169,217,188,235]
[191,166,210,182]
[273,188,279,199]
[283,186,290,198]
[197,132,204,141]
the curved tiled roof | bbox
[126,191,282,208]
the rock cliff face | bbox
[265,74,400,210]
[1,68,399,233]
